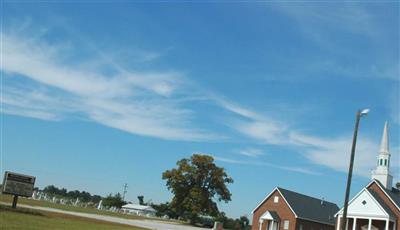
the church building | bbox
[251,187,339,230]
[335,122,399,230]
[252,122,399,230]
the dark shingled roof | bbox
[386,187,400,208]
[278,187,339,225]
[372,180,400,209]
[367,188,396,219]
[268,211,280,221]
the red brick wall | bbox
[367,182,400,229]
[296,218,335,230]
[252,190,297,230]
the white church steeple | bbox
[371,121,393,189]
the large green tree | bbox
[162,154,233,224]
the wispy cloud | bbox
[213,156,320,176]
[216,98,397,177]
[272,3,378,38]
[267,3,399,81]
[236,148,265,158]
[216,100,289,145]
[2,32,218,141]
[2,24,397,177]
[290,132,381,177]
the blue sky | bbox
[1,2,399,218]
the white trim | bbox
[352,217,357,230]
[345,215,394,221]
[335,186,369,217]
[367,179,400,211]
[252,187,298,218]
[368,218,372,230]
[260,211,277,221]
[253,188,278,213]
[336,188,392,220]
[336,216,341,230]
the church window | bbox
[384,159,387,166]
[274,196,279,203]
[283,220,289,229]
[380,159,383,166]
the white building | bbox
[121,203,156,216]
[335,122,399,230]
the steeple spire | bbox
[379,121,389,154]
[371,121,393,189]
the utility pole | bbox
[341,109,369,230]
[122,183,128,201]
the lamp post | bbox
[341,109,369,230]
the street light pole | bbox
[341,109,369,230]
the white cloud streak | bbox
[1,32,217,141]
[236,148,264,158]
[1,28,397,177]
[215,99,397,177]
[213,156,320,176]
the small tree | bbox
[162,154,233,224]
[238,216,251,230]
[102,193,126,208]
[137,195,145,205]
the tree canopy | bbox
[42,185,101,203]
[137,195,145,205]
[102,193,126,208]
[162,154,233,224]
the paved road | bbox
[1,202,209,230]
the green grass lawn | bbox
[0,194,185,225]
[0,204,148,230]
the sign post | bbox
[12,195,18,208]
[2,171,36,208]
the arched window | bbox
[384,159,387,166]
[380,159,383,166]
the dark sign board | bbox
[2,171,36,197]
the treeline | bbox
[215,213,251,230]
[40,185,102,203]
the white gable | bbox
[260,211,274,220]
[337,189,388,218]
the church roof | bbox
[253,187,339,226]
[278,187,339,225]
[372,180,400,210]
[367,188,396,219]
[385,187,400,207]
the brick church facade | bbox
[252,187,339,230]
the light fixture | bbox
[360,108,370,117]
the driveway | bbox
[0,202,209,230]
